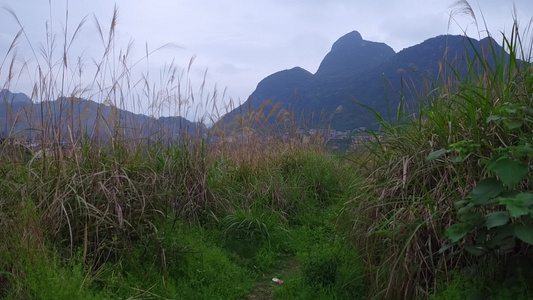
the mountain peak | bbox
[0,89,32,104]
[218,31,503,131]
[315,30,395,77]
[331,31,363,51]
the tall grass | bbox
[344,2,533,298]
[2,1,530,299]
[0,3,354,299]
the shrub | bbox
[344,5,533,298]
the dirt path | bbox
[246,256,299,300]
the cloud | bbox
[0,0,531,120]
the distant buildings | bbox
[207,127,378,152]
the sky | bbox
[0,0,531,121]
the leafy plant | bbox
[346,2,533,297]
[438,145,533,255]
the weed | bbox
[275,235,366,300]
[344,2,533,298]
[253,244,278,272]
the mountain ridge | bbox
[218,31,505,131]
[0,89,205,142]
[1,32,506,137]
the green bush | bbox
[253,244,278,272]
[431,267,532,300]
[344,8,533,298]
[5,249,104,300]
[301,245,341,288]
[275,229,366,300]
[94,222,254,299]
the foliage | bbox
[274,229,367,300]
[440,161,533,255]
[430,261,533,300]
[2,1,532,299]
[431,14,533,258]
[343,4,533,298]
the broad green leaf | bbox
[469,178,504,205]
[451,154,471,163]
[514,224,533,245]
[504,106,518,115]
[445,223,470,243]
[454,199,471,210]
[486,114,502,123]
[438,244,453,254]
[480,158,491,165]
[504,107,517,114]
[498,190,520,198]
[491,225,515,242]
[516,193,533,207]
[465,245,486,256]
[459,211,482,224]
[492,158,528,187]
[499,195,532,214]
[457,206,472,215]
[512,144,533,157]
[484,155,501,168]
[485,211,510,229]
[426,148,448,161]
[504,119,522,130]
[501,201,529,218]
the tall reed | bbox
[345,3,533,298]
[0,5,333,299]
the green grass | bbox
[273,226,366,300]
[0,134,366,299]
[431,263,533,300]
[96,222,255,299]
[342,4,533,299]
[7,253,102,300]
[1,2,532,299]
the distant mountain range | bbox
[0,89,204,142]
[1,31,505,140]
[218,31,504,131]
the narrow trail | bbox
[246,256,299,300]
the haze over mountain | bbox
[218,30,505,131]
[0,31,506,141]
[0,89,204,142]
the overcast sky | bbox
[0,0,531,120]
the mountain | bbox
[218,31,505,131]
[315,31,395,77]
[0,90,32,105]
[0,89,204,143]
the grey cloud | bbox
[0,0,531,119]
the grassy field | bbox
[1,2,533,299]
[0,136,368,299]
